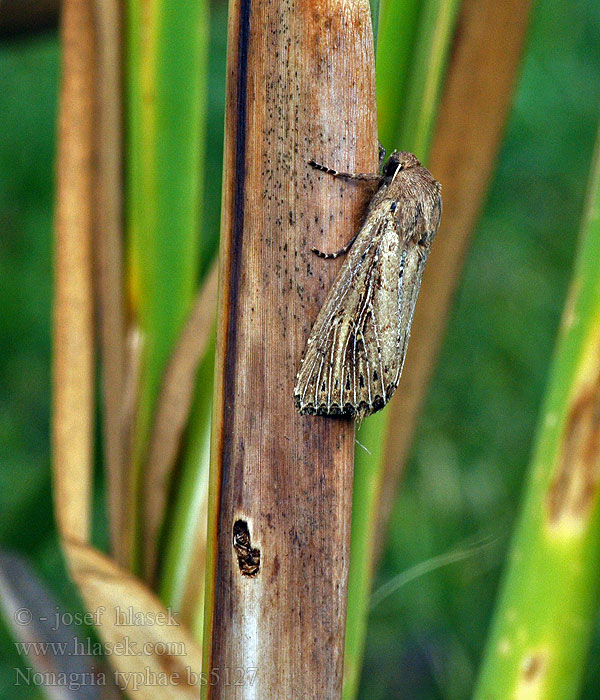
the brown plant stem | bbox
[202,0,378,694]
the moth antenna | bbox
[308,159,381,183]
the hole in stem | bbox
[233,520,261,577]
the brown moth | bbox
[294,150,442,420]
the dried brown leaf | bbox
[53,8,204,700]
[53,0,96,544]
[64,541,203,700]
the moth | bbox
[294,149,442,420]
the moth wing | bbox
[295,214,415,418]
[390,177,441,366]
[396,170,442,248]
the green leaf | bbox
[474,126,600,700]
[125,0,210,572]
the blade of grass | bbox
[53,6,207,698]
[201,0,378,693]
[53,0,95,546]
[343,419,387,699]
[344,2,462,696]
[143,261,218,582]
[159,333,215,641]
[125,0,210,574]
[91,0,127,567]
[343,1,532,696]
[397,0,462,159]
[375,0,421,149]
[377,0,532,554]
[473,124,600,700]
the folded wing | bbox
[295,213,420,418]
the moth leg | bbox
[378,143,386,169]
[312,232,358,259]
[308,159,382,183]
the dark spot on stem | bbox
[521,653,546,683]
[233,520,260,577]
[547,375,600,525]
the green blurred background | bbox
[1,0,600,698]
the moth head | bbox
[383,151,421,177]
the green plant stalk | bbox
[126,0,209,572]
[375,0,421,150]
[474,132,600,700]
[160,333,215,642]
[343,4,461,697]
[397,0,461,159]
[342,418,387,700]
[368,0,381,49]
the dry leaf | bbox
[64,541,204,700]
[53,0,96,545]
[0,551,122,700]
